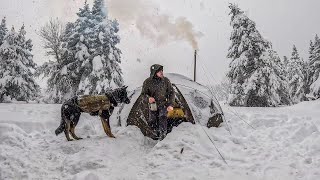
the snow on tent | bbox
[117,73,224,140]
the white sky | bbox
[0,0,319,88]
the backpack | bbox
[78,95,111,113]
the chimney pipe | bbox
[194,50,197,82]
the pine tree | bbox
[304,41,314,96]
[0,25,40,102]
[308,35,320,99]
[37,1,93,102]
[37,0,124,102]
[78,0,123,94]
[287,45,306,103]
[0,17,8,46]
[227,4,288,107]
[68,0,93,94]
[281,55,290,82]
[92,0,106,22]
[308,40,315,62]
[283,56,289,71]
[272,51,291,105]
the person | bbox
[141,64,175,140]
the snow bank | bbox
[1,99,320,179]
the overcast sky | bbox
[1,0,319,88]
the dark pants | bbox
[148,106,168,139]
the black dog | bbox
[55,86,130,141]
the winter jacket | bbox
[141,64,175,107]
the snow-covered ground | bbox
[1,100,320,180]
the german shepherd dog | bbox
[55,86,130,141]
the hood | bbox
[150,64,163,78]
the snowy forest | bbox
[0,0,123,103]
[226,4,320,107]
[0,1,319,106]
[1,1,320,179]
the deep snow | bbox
[1,100,320,180]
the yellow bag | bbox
[167,108,185,119]
[78,95,111,113]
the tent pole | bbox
[194,50,197,82]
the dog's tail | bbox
[55,109,66,136]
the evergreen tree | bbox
[304,41,314,95]
[308,35,320,99]
[37,0,124,102]
[302,58,309,100]
[272,51,291,105]
[281,55,290,81]
[0,17,8,46]
[283,56,289,64]
[78,0,123,94]
[227,4,288,106]
[37,1,93,102]
[92,0,106,22]
[68,0,93,94]
[0,25,40,102]
[287,45,306,103]
[308,40,315,62]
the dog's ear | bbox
[123,85,128,90]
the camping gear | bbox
[78,95,110,114]
[167,108,185,119]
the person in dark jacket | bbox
[141,64,175,140]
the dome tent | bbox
[117,73,224,140]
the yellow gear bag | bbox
[167,108,185,119]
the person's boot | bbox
[158,111,168,141]
[158,130,167,141]
[156,130,160,139]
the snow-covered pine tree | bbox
[282,55,291,82]
[247,49,291,106]
[37,0,124,102]
[65,0,92,95]
[36,1,93,102]
[0,17,8,46]
[283,56,289,72]
[306,40,315,93]
[268,49,291,105]
[304,41,314,96]
[287,45,306,103]
[91,0,105,22]
[301,57,309,100]
[0,25,40,102]
[78,0,123,94]
[283,56,289,65]
[308,35,320,99]
[227,4,288,107]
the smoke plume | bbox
[107,0,203,49]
